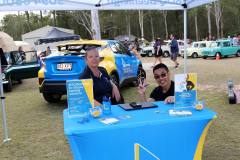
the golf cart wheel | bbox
[191,53,198,58]
[4,78,12,92]
[18,79,23,84]
[131,68,146,86]
[43,93,62,103]
[163,51,169,57]
[236,51,240,57]
[110,74,119,88]
[147,51,153,57]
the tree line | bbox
[0,0,239,42]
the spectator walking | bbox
[233,34,238,46]
[134,38,141,56]
[123,40,129,50]
[151,37,163,68]
[169,34,179,69]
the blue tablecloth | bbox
[63,101,217,160]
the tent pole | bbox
[0,53,11,142]
[184,8,187,74]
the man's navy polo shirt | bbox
[78,66,112,104]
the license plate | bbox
[57,63,72,70]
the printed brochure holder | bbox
[174,73,197,109]
[66,79,94,118]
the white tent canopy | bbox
[0,0,218,142]
[0,0,216,11]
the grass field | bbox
[0,56,240,159]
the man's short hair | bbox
[171,34,175,38]
[153,63,169,73]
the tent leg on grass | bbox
[184,7,187,74]
[0,50,11,142]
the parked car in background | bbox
[1,32,40,92]
[180,41,212,58]
[201,40,240,59]
[38,40,146,103]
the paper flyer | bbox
[174,73,197,108]
[66,79,94,118]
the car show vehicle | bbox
[38,40,146,103]
[201,40,240,59]
[180,41,212,58]
[0,32,40,92]
[142,40,185,57]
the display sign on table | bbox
[66,79,94,118]
[175,73,197,108]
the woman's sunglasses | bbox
[154,72,168,79]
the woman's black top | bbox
[78,66,112,104]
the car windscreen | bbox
[210,42,221,47]
[1,53,10,65]
[60,44,103,55]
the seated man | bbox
[138,63,175,104]
[19,46,26,61]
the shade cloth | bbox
[34,28,80,45]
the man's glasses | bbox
[154,72,168,79]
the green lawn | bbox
[0,57,240,159]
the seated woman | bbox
[79,48,124,106]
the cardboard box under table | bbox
[63,101,217,160]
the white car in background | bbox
[180,41,212,58]
[142,40,185,57]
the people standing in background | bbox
[134,38,141,56]
[228,36,233,43]
[132,45,141,59]
[202,38,205,41]
[212,36,216,41]
[238,35,240,45]
[205,37,209,41]
[123,40,129,50]
[151,37,162,68]
[209,36,213,41]
[169,34,179,69]
[19,46,26,60]
[233,34,238,46]
[46,46,52,56]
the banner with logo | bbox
[66,79,94,118]
[174,73,197,108]
[0,0,217,11]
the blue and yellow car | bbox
[38,40,146,103]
